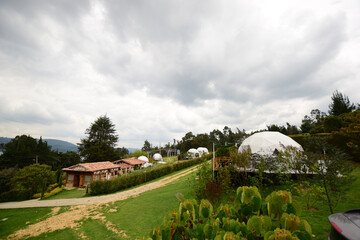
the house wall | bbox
[64,169,121,188]
[64,172,93,188]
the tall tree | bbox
[328,90,356,116]
[141,140,151,152]
[300,109,326,133]
[78,115,119,162]
[0,135,56,169]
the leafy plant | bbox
[146,187,311,240]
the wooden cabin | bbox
[113,158,145,170]
[62,161,122,188]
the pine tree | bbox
[328,90,355,116]
[78,115,119,162]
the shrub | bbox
[33,186,64,199]
[146,187,312,240]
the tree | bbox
[300,109,326,133]
[10,164,55,199]
[141,140,151,152]
[116,147,129,158]
[328,90,356,116]
[57,151,81,168]
[78,115,119,162]
[304,137,353,214]
[0,135,56,169]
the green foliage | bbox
[328,90,356,116]
[303,137,353,214]
[33,186,64,199]
[216,147,230,157]
[295,182,323,210]
[142,140,151,152]
[194,160,213,200]
[323,115,342,132]
[6,164,55,201]
[0,167,17,196]
[78,115,119,162]
[0,135,58,169]
[57,151,80,168]
[176,127,247,154]
[264,228,298,240]
[148,187,312,239]
[265,190,293,219]
[217,166,232,195]
[124,150,148,158]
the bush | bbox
[146,187,312,240]
[323,116,342,132]
[90,154,211,196]
[33,186,64,199]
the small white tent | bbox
[153,153,162,161]
[138,156,149,162]
[239,131,303,156]
[187,148,200,159]
[197,147,209,156]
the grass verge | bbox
[45,188,86,200]
[0,207,53,239]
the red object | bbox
[330,221,343,233]
[199,220,203,224]
[171,228,174,238]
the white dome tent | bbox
[153,153,162,161]
[239,131,303,156]
[197,147,209,156]
[187,148,200,159]
[138,156,149,162]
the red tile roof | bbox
[114,158,145,166]
[62,161,119,172]
[116,163,132,169]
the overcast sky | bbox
[0,0,359,148]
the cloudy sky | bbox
[0,0,359,148]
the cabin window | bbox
[84,175,91,185]
[67,174,74,185]
[93,174,99,181]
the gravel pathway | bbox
[0,166,198,209]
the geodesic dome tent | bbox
[153,153,162,161]
[239,131,303,156]
[187,148,200,159]
[197,147,209,156]
[138,156,149,162]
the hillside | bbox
[0,137,78,153]
[0,137,139,154]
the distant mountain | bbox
[0,137,78,153]
[0,137,140,154]
[0,137,11,145]
[44,139,78,152]
[128,148,140,153]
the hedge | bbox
[290,132,360,161]
[89,154,212,196]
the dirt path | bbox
[0,165,199,209]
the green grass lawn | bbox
[100,171,197,239]
[0,207,53,239]
[45,188,87,200]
